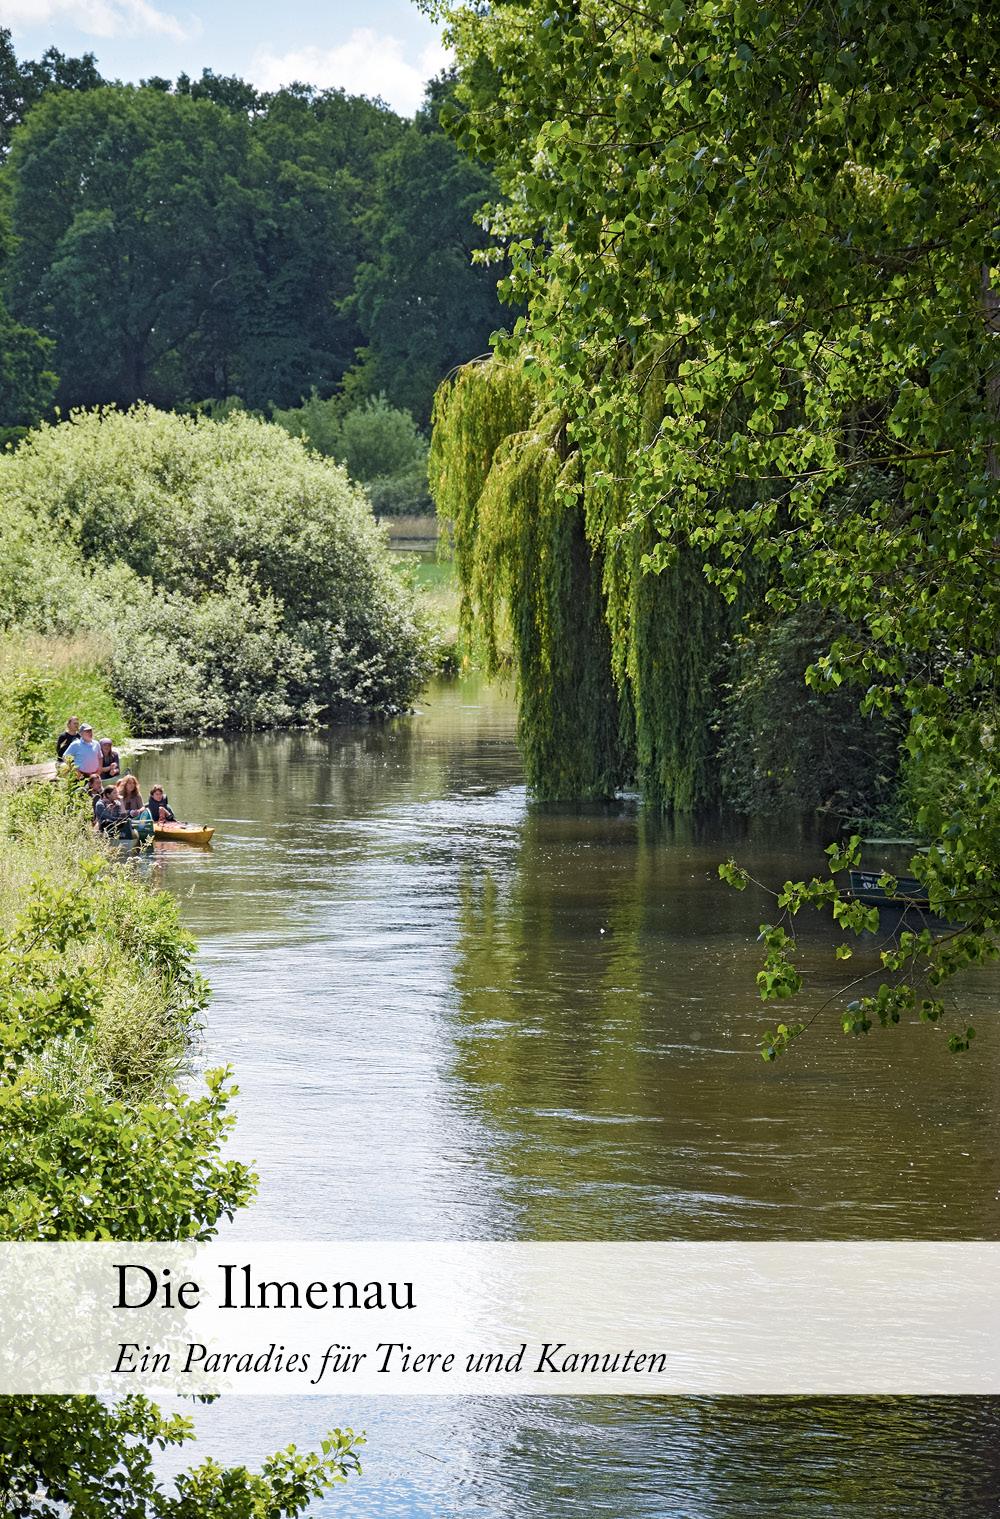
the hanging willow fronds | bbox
[430,357,734,805]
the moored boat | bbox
[847,869,929,909]
[153,822,215,845]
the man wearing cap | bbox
[64,723,103,776]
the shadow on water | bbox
[143,675,1000,1517]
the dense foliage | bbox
[715,610,904,821]
[0,407,433,733]
[0,776,363,1508]
[0,29,104,158]
[429,0,1000,1049]
[273,392,433,516]
[0,33,506,431]
[350,80,509,424]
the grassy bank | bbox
[0,632,129,763]
[0,773,363,1503]
[393,549,466,673]
[0,777,220,1174]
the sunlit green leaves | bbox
[437,0,1000,1054]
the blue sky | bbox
[3,0,450,115]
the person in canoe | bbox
[94,785,131,837]
[84,774,104,816]
[98,737,121,778]
[56,715,80,760]
[147,784,176,823]
[119,774,152,827]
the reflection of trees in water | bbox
[448,819,1000,1515]
[144,677,521,831]
[447,805,1000,1242]
[499,1395,1000,1518]
[147,727,419,821]
[447,805,764,1238]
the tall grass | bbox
[0,631,129,762]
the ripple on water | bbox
[145,677,1000,1516]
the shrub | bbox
[273,392,432,515]
[3,672,50,760]
[0,406,434,730]
[366,459,433,517]
[271,388,344,457]
[111,572,316,734]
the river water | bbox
[145,675,1000,1516]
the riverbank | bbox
[0,766,363,1503]
[0,771,247,1230]
[0,631,129,765]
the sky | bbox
[2,0,452,116]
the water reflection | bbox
[143,677,1000,1515]
[448,806,1000,1241]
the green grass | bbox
[393,550,464,670]
[0,632,129,763]
[0,776,195,1099]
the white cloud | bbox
[3,0,194,42]
[253,28,453,116]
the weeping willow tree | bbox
[431,360,630,798]
[430,357,736,805]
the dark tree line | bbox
[0,30,506,439]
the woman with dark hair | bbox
[98,738,121,778]
[147,784,175,823]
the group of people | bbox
[56,714,176,838]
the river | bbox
[145,675,1000,1516]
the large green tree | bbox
[0,26,104,158]
[351,79,510,424]
[241,86,405,407]
[1,77,412,412]
[1,42,511,419]
[430,0,1000,1048]
[5,87,253,408]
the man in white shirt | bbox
[64,723,103,776]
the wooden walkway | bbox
[12,759,59,782]
[8,737,184,786]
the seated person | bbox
[147,784,175,823]
[118,774,147,817]
[64,722,103,776]
[94,786,131,837]
[56,715,80,759]
[98,737,121,778]
[85,775,104,815]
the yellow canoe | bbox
[153,822,215,845]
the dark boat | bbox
[847,869,930,909]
